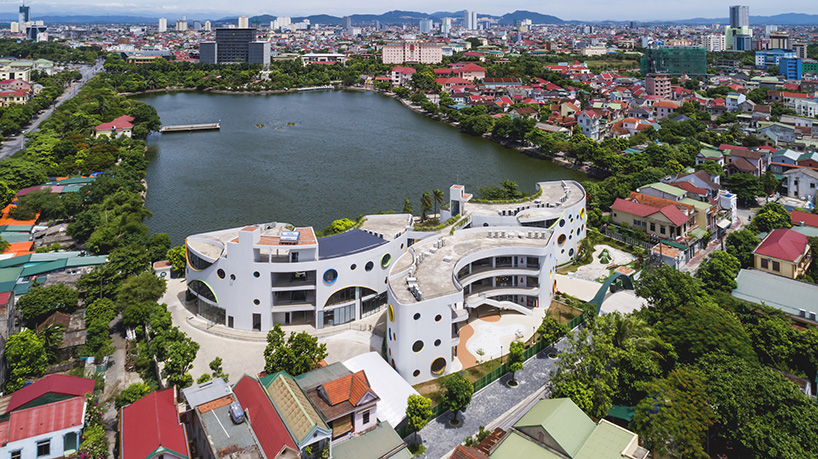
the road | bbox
[0,60,104,160]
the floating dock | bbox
[159,123,220,133]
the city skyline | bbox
[5,1,818,22]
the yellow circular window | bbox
[388,304,395,322]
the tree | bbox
[116,272,167,309]
[406,394,433,445]
[166,245,186,273]
[696,250,741,293]
[209,357,229,381]
[661,301,755,363]
[460,114,494,136]
[0,181,16,209]
[38,323,65,364]
[147,233,172,262]
[115,382,153,409]
[402,199,413,215]
[122,301,158,328]
[750,202,792,233]
[442,372,473,424]
[162,334,200,388]
[726,173,763,206]
[432,189,445,218]
[507,340,525,385]
[85,298,117,325]
[632,369,713,458]
[4,329,48,392]
[726,229,760,268]
[17,284,79,327]
[635,265,705,315]
[537,316,569,344]
[264,324,328,376]
[420,192,433,221]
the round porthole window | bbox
[217,269,225,279]
[431,357,446,375]
[559,219,566,227]
[413,340,424,353]
[323,269,338,284]
[483,223,489,227]
[413,313,421,320]
[365,261,374,271]
[569,248,575,257]
[253,271,260,278]
[230,274,236,281]
[388,304,395,322]
[557,234,567,245]
[434,339,441,346]
[253,299,260,305]
[350,264,357,270]
[413,370,420,377]
[435,314,442,322]
[381,253,392,268]
[401,243,405,249]
[580,208,586,219]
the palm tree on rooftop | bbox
[432,189,445,221]
[402,199,413,215]
[420,192,433,222]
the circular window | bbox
[381,253,392,268]
[388,304,395,322]
[412,341,424,353]
[365,261,374,271]
[254,271,260,278]
[391,359,395,369]
[253,299,260,305]
[559,219,566,227]
[434,339,441,346]
[483,223,489,227]
[388,348,392,356]
[160,272,167,277]
[431,357,446,375]
[323,269,338,284]
[561,249,565,254]
[569,248,575,257]
[580,208,586,219]
[230,274,236,281]
[401,243,405,249]
[413,369,420,377]
[557,234,567,245]
[413,313,421,320]
[435,314,442,322]
[553,279,557,292]
[350,264,357,270]
[217,269,225,279]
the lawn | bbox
[412,357,503,405]
[547,299,584,324]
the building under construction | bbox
[640,47,707,77]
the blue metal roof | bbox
[318,229,387,260]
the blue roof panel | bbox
[318,229,387,260]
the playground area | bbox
[575,244,637,280]
[455,309,544,370]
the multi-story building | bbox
[441,18,451,34]
[381,40,443,64]
[464,10,477,30]
[726,5,752,51]
[793,42,807,59]
[158,17,167,33]
[237,16,249,29]
[640,47,707,76]
[175,19,187,31]
[419,19,433,34]
[577,110,601,140]
[18,4,29,34]
[199,42,216,64]
[200,28,265,64]
[247,41,271,66]
[645,73,671,98]
[778,57,802,80]
[730,5,749,28]
[702,33,726,52]
[755,48,797,69]
[387,181,587,383]
[770,31,790,50]
[203,21,211,31]
[272,17,291,31]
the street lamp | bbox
[500,345,503,364]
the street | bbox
[0,60,104,160]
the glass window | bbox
[772,261,780,272]
[11,451,21,459]
[363,410,370,424]
[187,248,215,270]
[37,440,50,458]
[324,303,355,327]
[761,258,769,269]
[362,292,386,318]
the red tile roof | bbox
[659,205,690,227]
[95,115,134,131]
[322,370,373,406]
[673,181,708,195]
[233,376,298,459]
[792,210,818,228]
[611,198,655,217]
[754,228,809,262]
[450,446,490,459]
[7,396,85,442]
[121,389,189,459]
[6,374,95,414]
[458,63,486,72]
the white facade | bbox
[702,33,726,52]
[785,168,818,202]
[419,19,433,34]
[390,181,587,383]
[382,40,443,64]
[186,215,413,332]
[238,16,249,29]
[272,17,291,31]
[2,428,84,459]
[464,11,477,30]
[793,98,818,119]
[158,18,167,32]
[577,112,601,140]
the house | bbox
[611,198,693,240]
[669,170,721,197]
[0,396,86,459]
[783,168,818,201]
[576,110,601,140]
[4,374,94,415]
[390,67,415,87]
[725,149,766,177]
[232,376,299,459]
[753,228,811,279]
[733,269,818,323]
[637,182,688,202]
[696,149,725,167]
[260,372,332,456]
[725,92,747,112]
[94,115,134,138]
[0,79,31,92]
[120,389,190,459]
[454,63,486,81]
[331,422,409,459]
[478,398,648,459]
[301,369,380,442]
[652,100,679,120]
[181,378,264,459]
[791,209,818,228]
[0,91,28,106]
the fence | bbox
[604,228,653,250]
[396,312,587,439]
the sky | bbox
[3,0,818,21]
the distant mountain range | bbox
[0,10,815,26]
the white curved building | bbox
[183,180,586,348]
[387,181,586,383]
[185,214,413,331]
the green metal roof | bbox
[606,405,635,421]
[732,269,818,316]
[65,256,107,267]
[0,232,32,243]
[331,423,410,459]
[0,255,32,269]
[490,431,560,459]
[689,227,708,240]
[698,149,722,158]
[515,399,596,458]
[0,267,24,284]
[574,420,637,459]
[2,225,33,232]
[21,260,67,277]
[792,226,818,238]
[680,198,714,211]
[640,182,687,197]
